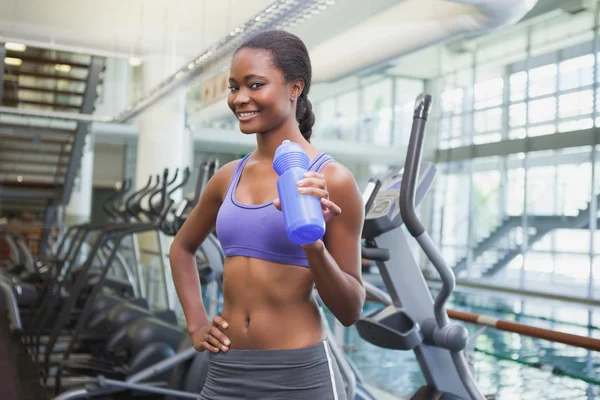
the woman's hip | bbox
[199,340,347,400]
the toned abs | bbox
[220,257,324,350]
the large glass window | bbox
[528,64,557,98]
[439,88,464,149]
[337,91,359,140]
[559,54,594,91]
[474,78,504,109]
[360,78,393,145]
[314,98,337,139]
[437,162,471,269]
[394,78,424,146]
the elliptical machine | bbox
[357,93,486,400]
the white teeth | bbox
[239,112,258,117]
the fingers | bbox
[321,198,342,216]
[302,171,325,180]
[201,336,221,353]
[191,316,231,353]
[212,315,229,330]
[297,177,326,189]
[191,330,215,352]
[210,325,231,350]
[205,327,229,352]
[273,197,281,211]
[298,187,329,199]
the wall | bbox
[92,142,125,188]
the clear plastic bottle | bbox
[273,140,326,245]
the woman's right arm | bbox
[169,161,237,339]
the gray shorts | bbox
[199,340,347,400]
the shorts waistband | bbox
[208,340,328,366]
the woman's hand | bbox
[273,171,342,223]
[190,315,230,353]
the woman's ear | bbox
[290,78,305,100]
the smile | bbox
[237,111,259,121]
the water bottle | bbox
[273,140,326,245]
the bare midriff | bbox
[219,256,325,350]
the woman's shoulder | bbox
[319,159,359,193]
[204,159,244,200]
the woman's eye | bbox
[228,86,238,92]
[250,82,263,89]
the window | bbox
[526,165,556,214]
[337,91,359,140]
[474,108,502,134]
[528,124,556,137]
[558,90,593,119]
[441,88,464,114]
[509,102,526,127]
[361,79,392,145]
[474,78,504,109]
[393,101,416,146]
[315,98,337,140]
[510,71,527,102]
[559,54,594,91]
[506,161,525,216]
[528,64,557,98]
[528,97,556,124]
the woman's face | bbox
[227,48,301,134]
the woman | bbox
[169,30,365,400]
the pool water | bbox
[324,287,600,400]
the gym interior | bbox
[0,0,598,399]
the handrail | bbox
[447,309,600,352]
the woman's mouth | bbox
[237,111,259,122]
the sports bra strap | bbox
[311,153,335,173]
[225,154,251,197]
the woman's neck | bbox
[255,118,307,160]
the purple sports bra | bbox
[215,152,335,268]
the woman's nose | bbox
[233,90,250,106]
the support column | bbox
[135,54,193,310]
[136,54,192,197]
[66,134,95,225]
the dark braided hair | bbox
[235,30,316,141]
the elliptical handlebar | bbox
[398,93,485,400]
[399,93,431,238]
[399,93,455,329]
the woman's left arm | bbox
[299,164,366,327]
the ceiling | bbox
[0,0,273,59]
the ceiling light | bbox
[4,57,22,66]
[5,42,26,52]
[17,176,23,182]
[55,64,71,73]
[129,57,142,66]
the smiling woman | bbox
[169,29,365,400]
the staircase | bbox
[0,43,105,253]
[453,193,600,277]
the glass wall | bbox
[430,9,600,300]
[312,75,425,146]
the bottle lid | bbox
[273,140,309,174]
